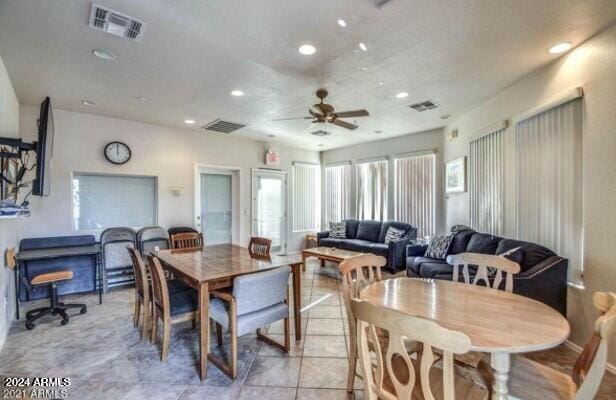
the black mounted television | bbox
[32,97,54,196]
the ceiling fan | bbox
[274,89,369,131]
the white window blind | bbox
[72,173,157,230]
[292,162,320,232]
[325,163,352,225]
[516,99,583,283]
[356,159,387,221]
[394,153,435,237]
[470,128,505,235]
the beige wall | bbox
[18,106,320,253]
[320,128,445,234]
[443,25,616,364]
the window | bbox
[292,162,320,232]
[324,163,352,225]
[516,98,583,283]
[470,127,505,235]
[356,159,387,221]
[72,173,157,231]
[394,153,435,237]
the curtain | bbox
[394,153,435,237]
[356,159,387,221]
[470,128,505,235]
[325,163,352,224]
[292,163,320,232]
[516,99,583,283]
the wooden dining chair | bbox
[479,291,616,400]
[170,232,203,251]
[148,256,198,362]
[248,236,272,258]
[446,252,521,292]
[128,248,151,341]
[340,254,421,393]
[351,298,488,400]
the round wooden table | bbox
[360,277,570,400]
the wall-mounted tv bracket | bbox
[0,137,37,199]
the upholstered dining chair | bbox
[248,236,272,258]
[208,266,291,379]
[340,254,422,393]
[478,291,616,400]
[351,298,488,400]
[148,256,198,362]
[170,232,203,251]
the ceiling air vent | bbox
[311,130,330,137]
[89,3,146,41]
[409,100,439,112]
[202,119,247,134]
[373,0,395,9]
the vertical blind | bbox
[516,99,583,283]
[325,163,352,224]
[292,162,320,232]
[394,153,435,238]
[72,173,157,230]
[469,128,505,235]
[356,159,387,221]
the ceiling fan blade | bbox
[272,116,313,121]
[333,109,369,118]
[331,119,358,130]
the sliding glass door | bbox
[200,173,232,245]
[252,170,287,254]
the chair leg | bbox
[134,299,141,328]
[230,303,237,379]
[151,309,158,344]
[283,317,290,352]
[161,318,170,362]
[103,270,109,294]
[141,301,149,341]
[347,332,358,393]
[216,322,223,346]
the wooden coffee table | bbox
[302,246,362,271]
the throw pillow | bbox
[451,224,473,233]
[424,234,453,259]
[498,246,523,265]
[329,221,347,239]
[384,226,406,244]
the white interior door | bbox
[252,169,287,254]
[201,172,232,245]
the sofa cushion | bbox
[378,222,412,243]
[329,221,347,238]
[419,262,454,278]
[448,228,476,255]
[407,256,444,275]
[339,239,372,252]
[496,239,556,272]
[356,221,382,242]
[319,238,343,248]
[424,235,453,259]
[466,233,501,254]
[362,243,389,258]
[344,219,359,239]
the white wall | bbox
[0,55,20,349]
[443,24,616,364]
[18,106,320,253]
[320,128,445,234]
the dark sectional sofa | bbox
[406,227,568,315]
[317,219,417,273]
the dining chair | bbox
[446,252,521,292]
[340,254,421,393]
[128,248,151,341]
[351,298,488,400]
[479,291,616,400]
[248,236,272,258]
[101,227,137,293]
[137,226,169,255]
[170,232,203,251]
[148,256,198,362]
[208,266,291,379]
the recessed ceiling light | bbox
[92,49,116,60]
[135,96,148,102]
[298,44,316,55]
[378,81,384,86]
[548,42,572,54]
[358,42,368,52]
[337,19,347,28]
[184,119,196,125]
[395,92,409,99]
[82,100,95,106]
[230,90,245,97]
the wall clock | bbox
[104,141,131,165]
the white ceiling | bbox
[1,0,615,151]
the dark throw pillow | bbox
[424,235,453,260]
[384,226,405,244]
[329,221,347,239]
[498,246,523,265]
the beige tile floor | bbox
[1,260,614,400]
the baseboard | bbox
[564,340,616,375]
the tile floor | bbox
[1,260,614,400]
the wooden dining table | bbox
[153,244,303,380]
[360,277,570,400]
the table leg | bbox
[491,352,511,400]
[198,282,210,381]
[292,263,302,340]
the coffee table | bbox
[302,246,362,271]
